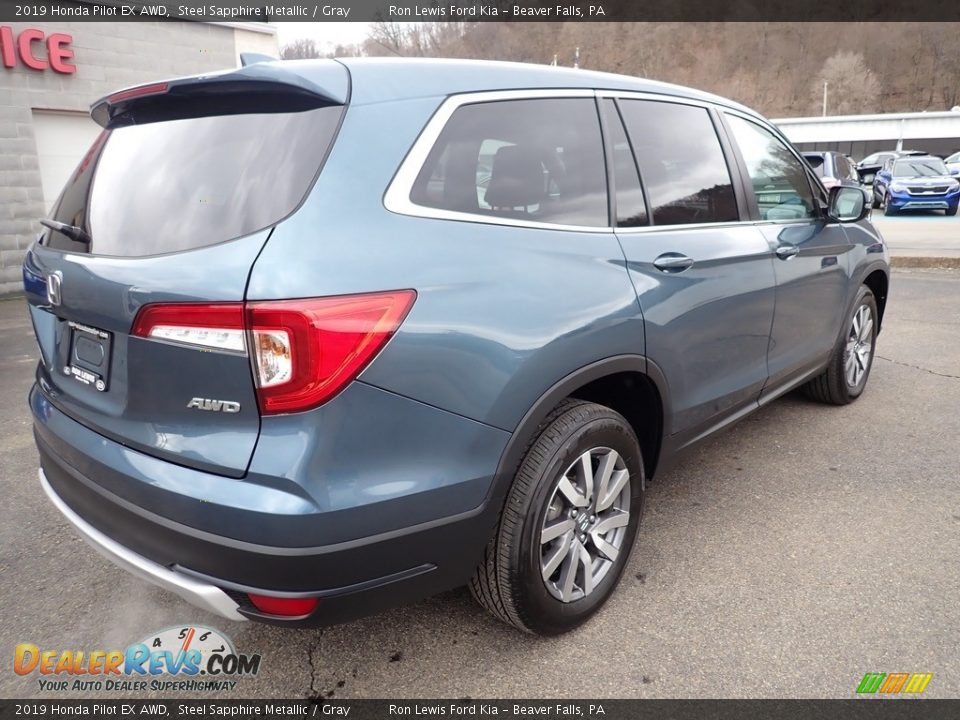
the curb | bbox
[890,256,960,269]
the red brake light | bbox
[131,291,416,415]
[247,594,319,617]
[107,82,169,103]
[247,290,416,414]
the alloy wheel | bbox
[540,447,631,603]
[844,303,874,389]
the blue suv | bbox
[872,155,960,216]
[24,58,890,635]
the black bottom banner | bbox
[1,699,959,720]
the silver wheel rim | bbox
[540,447,631,603]
[844,303,874,389]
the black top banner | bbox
[1,0,960,22]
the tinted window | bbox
[833,154,850,179]
[617,100,737,226]
[411,98,608,227]
[725,115,816,221]
[807,154,827,178]
[46,107,342,256]
[602,100,647,227]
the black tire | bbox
[470,400,645,635]
[871,189,881,209]
[882,192,897,216]
[803,285,878,405]
[946,205,958,217]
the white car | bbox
[946,151,960,177]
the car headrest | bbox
[484,145,545,209]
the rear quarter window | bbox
[44,106,343,257]
[410,98,609,228]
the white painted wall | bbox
[31,110,102,211]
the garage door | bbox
[31,110,102,211]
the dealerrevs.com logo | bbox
[14,625,261,693]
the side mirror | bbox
[856,164,881,184]
[828,185,869,223]
[950,168,960,176]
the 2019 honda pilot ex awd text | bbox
[23,58,890,635]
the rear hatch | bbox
[23,61,348,477]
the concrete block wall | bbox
[0,21,277,297]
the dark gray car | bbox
[24,58,890,635]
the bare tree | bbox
[280,38,323,60]
[813,51,882,116]
[337,22,960,116]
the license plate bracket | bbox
[65,321,112,392]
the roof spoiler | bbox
[90,62,348,129]
[240,52,277,67]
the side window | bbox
[833,154,849,179]
[617,99,738,226]
[602,99,647,227]
[725,114,817,221]
[410,98,608,227]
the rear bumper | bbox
[32,381,509,626]
[39,468,245,622]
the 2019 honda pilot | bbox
[24,58,890,635]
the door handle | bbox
[653,253,695,273]
[775,243,799,260]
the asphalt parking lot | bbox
[1,266,958,700]
[872,212,960,258]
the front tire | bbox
[882,192,897,216]
[470,400,644,635]
[945,205,958,217]
[803,285,878,405]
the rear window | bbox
[807,155,827,178]
[44,107,342,256]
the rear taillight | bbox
[132,291,416,415]
[131,303,246,353]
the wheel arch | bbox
[862,266,889,332]
[489,356,669,517]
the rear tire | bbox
[470,400,644,635]
[803,285,878,405]
[871,190,881,209]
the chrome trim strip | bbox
[39,469,247,622]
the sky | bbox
[274,22,374,51]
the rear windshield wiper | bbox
[40,219,91,245]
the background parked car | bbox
[803,151,863,190]
[857,149,927,185]
[872,155,960,215]
[945,151,960,176]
